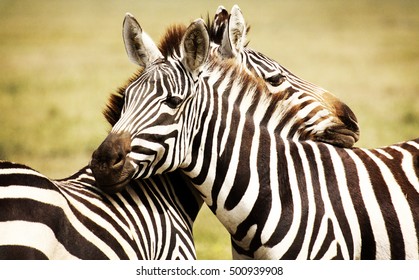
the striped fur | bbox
[0,162,201,259]
[209,5,359,148]
[91,18,419,259]
[103,8,359,150]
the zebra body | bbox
[0,161,201,259]
[224,139,419,259]
[90,17,419,259]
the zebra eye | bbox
[266,73,285,87]
[165,96,183,109]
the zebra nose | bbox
[331,101,360,147]
[90,131,134,192]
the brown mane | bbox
[158,24,187,58]
[103,69,142,127]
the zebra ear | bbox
[122,13,163,67]
[211,6,229,45]
[181,19,210,75]
[219,5,247,58]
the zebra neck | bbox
[180,74,288,235]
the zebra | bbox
[95,9,361,191]
[0,8,362,260]
[90,10,360,192]
[209,5,359,148]
[0,161,201,259]
[89,16,419,259]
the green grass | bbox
[0,0,418,259]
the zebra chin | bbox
[89,131,137,194]
[92,171,134,194]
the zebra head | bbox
[210,5,360,148]
[90,14,210,193]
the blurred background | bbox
[0,0,418,259]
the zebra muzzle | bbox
[90,131,135,193]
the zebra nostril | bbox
[112,151,126,169]
[90,131,132,179]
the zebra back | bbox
[0,161,201,259]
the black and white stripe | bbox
[90,17,419,259]
[0,161,201,259]
[209,5,359,148]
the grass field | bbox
[0,0,418,259]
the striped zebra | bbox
[111,7,360,155]
[0,161,201,259]
[90,16,419,259]
[0,8,361,260]
[209,5,359,148]
[91,10,360,193]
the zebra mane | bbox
[159,24,187,58]
[212,56,278,99]
[103,71,140,127]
